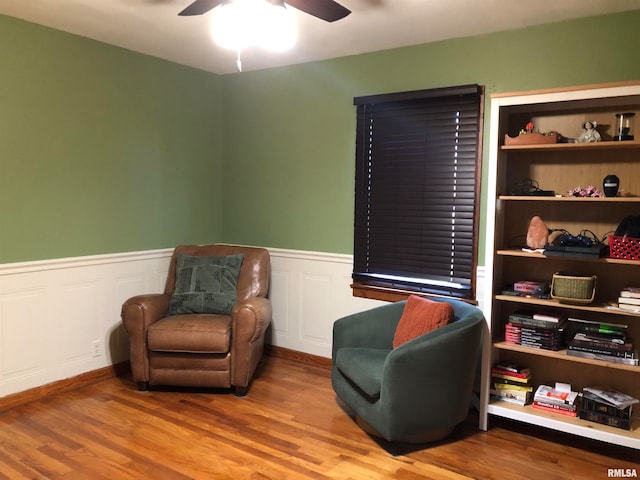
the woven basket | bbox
[551,273,597,305]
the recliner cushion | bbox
[392,295,453,348]
[168,254,244,315]
[148,314,231,353]
[335,347,390,400]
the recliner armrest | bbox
[121,294,170,332]
[232,296,272,344]
[121,293,171,384]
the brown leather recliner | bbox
[121,244,272,396]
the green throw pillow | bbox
[167,253,244,315]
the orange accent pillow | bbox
[392,296,454,348]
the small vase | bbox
[603,174,620,197]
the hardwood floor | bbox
[0,354,637,479]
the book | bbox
[567,349,639,365]
[491,372,530,384]
[620,287,640,299]
[567,344,637,359]
[494,361,530,375]
[568,333,634,355]
[569,330,627,343]
[583,386,640,410]
[492,377,533,390]
[532,399,577,413]
[491,367,529,379]
[579,409,631,430]
[490,389,530,402]
[492,383,533,393]
[508,315,563,330]
[581,391,632,419]
[618,296,640,306]
[534,385,578,405]
[617,303,640,313]
[571,332,633,350]
[567,317,628,333]
[533,311,564,323]
[490,394,528,406]
[532,401,578,417]
[514,281,548,294]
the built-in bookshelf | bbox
[480,82,640,450]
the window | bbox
[352,84,484,301]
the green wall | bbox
[220,11,640,264]
[2,11,640,266]
[0,16,223,263]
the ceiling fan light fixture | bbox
[210,0,296,52]
[261,2,296,52]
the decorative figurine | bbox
[576,120,601,143]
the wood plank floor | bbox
[0,354,637,479]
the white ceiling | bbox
[2,0,640,75]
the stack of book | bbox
[501,280,550,299]
[618,287,640,313]
[490,362,533,406]
[566,318,638,366]
[580,386,639,430]
[505,310,565,351]
[532,384,579,417]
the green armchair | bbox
[331,298,484,443]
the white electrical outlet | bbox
[92,339,101,357]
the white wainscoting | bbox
[268,248,385,358]
[0,250,172,399]
[0,247,485,399]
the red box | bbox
[609,235,640,261]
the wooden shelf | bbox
[496,249,640,265]
[501,140,640,151]
[494,294,640,317]
[494,342,639,372]
[498,196,640,202]
[487,401,640,450]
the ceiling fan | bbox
[178,0,351,22]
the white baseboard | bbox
[0,247,485,398]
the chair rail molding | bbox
[0,247,486,398]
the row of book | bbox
[504,310,565,351]
[489,362,533,405]
[532,384,579,417]
[490,362,639,430]
[532,384,638,430]
[506,281,640,316]
[580,386,637,430]
[618,286,640,313]
[502,310,638,365]
[566,317,638,366]
[501,280,550,300]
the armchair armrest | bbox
[121,293,171,384]
[382,316,483,423]
[232,296,273,344]
[231,296,273,390]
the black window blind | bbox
[353,85,483,299]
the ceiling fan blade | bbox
[285,0,351,22]
[179,0,223,16]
